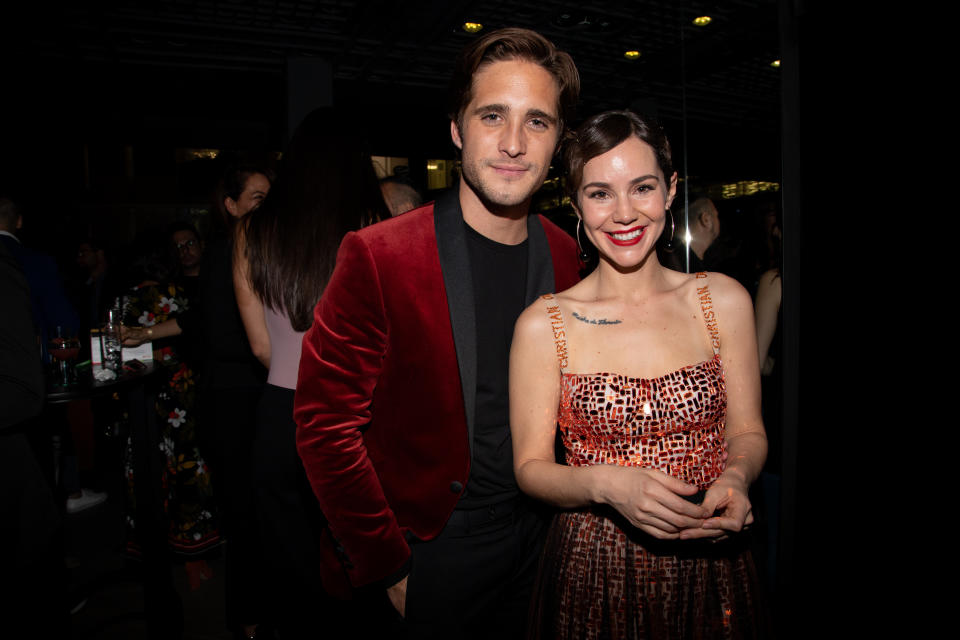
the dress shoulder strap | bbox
[540,294,569,372]
[694,273,721,356]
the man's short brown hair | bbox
[448,27,580,133]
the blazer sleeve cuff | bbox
[378,555,412,590]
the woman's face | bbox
[227,172,271,219]
[574,136,676,269]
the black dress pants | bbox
[205,384,266,629]
[400,496,548,640]
[254,384,330,638]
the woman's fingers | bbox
[677,525,725,540]
[612,470,709,532]
[639,470,710,521]
[702,493,751,532]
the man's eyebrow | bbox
[471,103,508,116]
[526,109,557,125]
[470,104,558,126]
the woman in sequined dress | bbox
[510,110,768,639]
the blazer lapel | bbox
[524,214,557,305]
[434,188,477,456]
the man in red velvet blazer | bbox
[295,28,581,638]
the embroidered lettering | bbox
[696,286,720,351]
[546,303,569,369]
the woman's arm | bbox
[682,274,767,539]
[121,318,181,346]
[232,225,271,369]
[510,302,710,540]
[754,269,782,375]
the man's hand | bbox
[387,576,408,618]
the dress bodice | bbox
[558,356,726,490]
[545,273,727,490]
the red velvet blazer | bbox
[294,188,579,592]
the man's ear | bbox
[450,119,463,150]
[704,208,718,230]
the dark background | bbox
[0,0,839,632]
[2,0,782,251]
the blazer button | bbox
[449,481,464,494]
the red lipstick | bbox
[605,226,646,246]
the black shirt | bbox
[458,221,529,508]
[196,235,265,390]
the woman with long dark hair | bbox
[233,106,389,637]
[204,164,272,639]
[510,110,767,638]
[123,166,273,637]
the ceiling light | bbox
[624,50,640,60]
[462,22,483,33]
[692,16,712,26]
[770,59,781,68]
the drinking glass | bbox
[49,326,81,386]
[101,308,123,372]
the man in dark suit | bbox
[294,28,581,639]
[0,197,80,342]
[0,229,69,635]
[0,198,103,512]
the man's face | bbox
[76,243,99,269]
[451,59,561,210]
[172,230,202,269]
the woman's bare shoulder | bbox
[515,294,560,341]
[757,268,782,294]
[705,271,751,303]
[691,272,754,328]
[758,268,780,284]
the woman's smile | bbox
[605,225,646,246]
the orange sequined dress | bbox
[529,279,765,639]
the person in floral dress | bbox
[122,279,219,586]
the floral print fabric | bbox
[122,283,219,555]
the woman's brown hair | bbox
[563,110,674,209]
[241,106,390,332]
